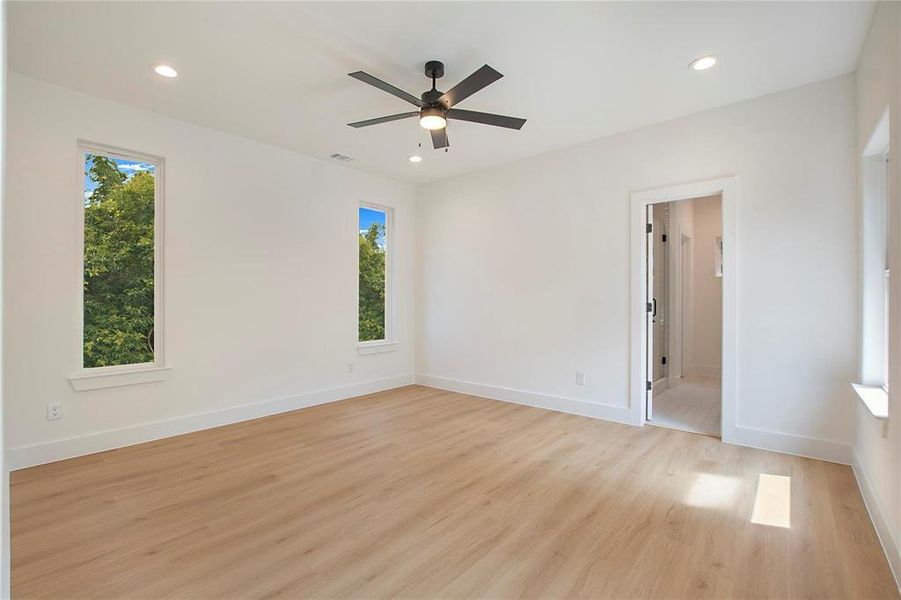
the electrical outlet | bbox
[347,362,355,374]
[575,371,586,386]
[47,402,62,421]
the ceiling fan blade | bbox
[348,111,419,128]
[438,65,503,108]
[446,108,526,130]
[431,128,449,149]
[348,71,423,107]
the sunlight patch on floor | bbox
[751,473,791,528]
[683,473,741,508]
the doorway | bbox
[646,195,722,436]
[631,177,736,441]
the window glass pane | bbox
[83,153,156,367]
[359,206,386,341]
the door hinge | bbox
[646,223,653,234]
[646,302,653,313]
[646,381,652,391]
[661,356,667,365]
[662,233,667,242]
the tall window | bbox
[81,144,162,369]
[880,150,890,390]
[861,124,890,392]
[358,204,392,343]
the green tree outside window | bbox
[359,216,386,342]
[83,153,156,368]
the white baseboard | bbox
[11,371,854,473]
[852,450,901,592]
[416,375,852,465]
[652,377,668,394]
[416,377,852,464]
[415,374,634,425]
[729,425,852,465]
[687,364,721,378]
[9,374,415,470]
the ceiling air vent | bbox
[329,153,354,162]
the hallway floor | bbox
[651,376,721,436]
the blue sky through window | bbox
[84,155,155,201]
[359,207,386,247]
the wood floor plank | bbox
[11,385,899,599]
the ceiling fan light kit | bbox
[419,106,447,130]
[347,60,527,150]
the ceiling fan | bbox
[346,60,526,150]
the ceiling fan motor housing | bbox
[420,88,445,107]
[419,105,446,122]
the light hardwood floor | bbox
[12,385,898,599]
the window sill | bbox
[356,341,398,356]
[852,383,888,420]
[69,365,171,391]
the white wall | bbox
[688,195,722,377]
[853,0,901,585]
[1,3,9,596]
[416,74,858,461]
[4,73,416,468]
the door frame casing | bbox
[629,176,737,443]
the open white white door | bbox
[646,205,654,421]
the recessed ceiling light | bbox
[689,55,717,71]
[152,64,178,78]
[408,155,423,163]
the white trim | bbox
[415,375,849,464]
[356,341,398,355]
[9,374,414,470]
[630,176,738,443]
[853,450,901,591]
[731,425,851,464]
[76,140,166,375]
[68,365,171,391]
[851,383,889,420]
[20,371,855,471]
[415,374,634,425]
[863,108,891,157]
[358,201,394,345]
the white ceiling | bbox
[9,1,874,185]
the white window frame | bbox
[69,141,169,391]
[357,201,397,355]
[854,110,890,419]
[883,260,890,391]
[882,149,891,393]
[872,148,890,392]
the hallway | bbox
[651,376,721,436]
